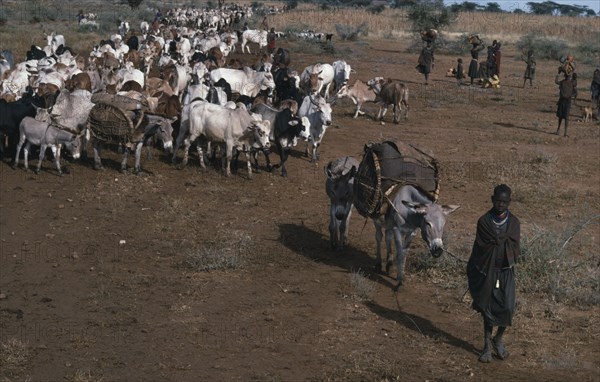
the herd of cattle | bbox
[0,4,411,179]
[0,4,464,290]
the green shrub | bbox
[368,4,386,14]
[516,32,569,60]
[335,22,368,41]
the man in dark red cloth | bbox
[467,184,521,363]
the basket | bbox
[88,102,144,144]
[354,140,440,219]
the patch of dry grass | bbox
[186,230,253,272]
[0,338,30,378]
[64,369,104,382]
[349,268,375,300]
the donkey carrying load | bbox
[353,140,459,289]
[87,95,174,173]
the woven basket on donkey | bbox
[354,140,440,219]
[88,103,144,144]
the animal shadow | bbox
[365,300,479,355]
[278,223,395,289]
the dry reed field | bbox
[1,1,599,381]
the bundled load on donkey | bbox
[353,140,440,219]
[87,94,149,146]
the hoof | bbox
[492,338,509,360]
[34,169,40,174]
[94,165,104,171]
[478,350,492,363]
[58,172,64,177]
[393,280,403,291]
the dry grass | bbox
[0,338,30,378]
[64,369,104,382]
[186,230,252,272]
[348,268,375,300]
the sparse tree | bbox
[484,2,502,12]
[127,0,143,9]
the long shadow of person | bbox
[365,299,479,355]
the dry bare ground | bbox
[1,2,599,381]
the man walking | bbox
[467,184,521,363]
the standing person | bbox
[555,68,574,137]
[467,184,521,363]
[521,50,536,87]
[456,58,465,86]
[469,42,485,85]
[493,43,502,77]
[267,27,276,54]
[591,68,600,114]
[417,41,434,85]
[261,16,269,31]
[485,46,496,80]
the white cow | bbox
[300,63,335,98]
[332,60,353,93]
[240,30,267,54]
[117,62,145,90]
[209,67,275,98]
[178,101,271,178]
[45,32,65,54]
[298,94,332,162]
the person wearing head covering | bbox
[468,184,520,363]
[469,41,485,85]
[522,50,536,87]
[493,43,502,77]
[555,68,574,137]
[417,41,435,85]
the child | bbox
[456,58,465,86]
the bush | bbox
[516,32,569,60]
[407,3,457,31]
[186,231,252,272]
[286,0,299,10]
[519,215,600,306]
[368,4,386,14]
[335,22,368,41]
[349,269,375,300]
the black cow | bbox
[272,107,311,177]
[0,91,43,161]
[272,48,290,71]
[274,67,304,106]
[126,35,139,51]
[190,51,207,65]
[26,45,46,61]
[213,78,232,102]
[55,45,74,56]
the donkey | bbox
[373,184,460,289]
[14,117,82,175]
[325,156,359,251]
[93,114,175,173]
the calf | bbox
[14,117,81,175]
[335,79,377,119]
[325,156,359,250]
[367,77,409,123]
